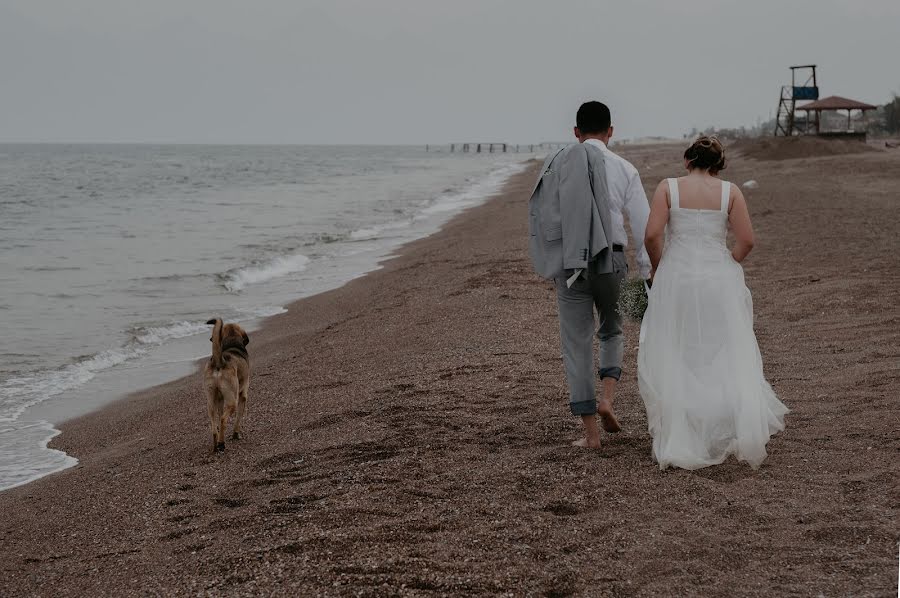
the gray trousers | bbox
[555,251,627,416]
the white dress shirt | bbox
[584,138,651,278]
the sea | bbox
[0,144,534,491]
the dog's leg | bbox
[208,389,220,453]
[232,390,248,440]
[218,375,239,451]
[216,408,227,453]
[214,390,226,453]
[223,401,236,443]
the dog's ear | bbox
[242,332,250,346]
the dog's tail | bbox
[206,318,224,369]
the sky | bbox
[1,0,898,144]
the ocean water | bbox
[0,144,532,490]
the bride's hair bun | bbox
[684,135,726,174]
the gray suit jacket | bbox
[528,143,614,280]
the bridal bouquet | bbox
[619,277,649,321]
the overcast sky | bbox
[2,0,898,144]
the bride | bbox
[638,135,788,470]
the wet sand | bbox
[1,143,897,596]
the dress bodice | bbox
[664,178,730,256]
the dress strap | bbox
[720,180,730,212]
[667,178,680,209]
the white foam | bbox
[134,321,210,345]
[0,421,78,491]
[419,162,529,217]
[240,305,288,318]
[349,227,381,240]
[0,307,289,427]
[0,347,140,423]
[0,317,240,425]
[224,253,311,292]
[349,219,414,241]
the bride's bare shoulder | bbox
[651,179,671,208]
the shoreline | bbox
[1,158,533,492]
[47,157,535,436]
[1,146,896,596]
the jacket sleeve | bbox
[557,145,592,270]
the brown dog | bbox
[204,318,250,452]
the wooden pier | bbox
[452,143,506,153]
[425,142,569,153]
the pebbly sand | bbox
[0,143,897,597]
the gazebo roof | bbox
[796,95,877,111]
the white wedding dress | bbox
[638,178,788,470]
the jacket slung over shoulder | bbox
[528,143,614,280]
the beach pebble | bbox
[743,180,759,189]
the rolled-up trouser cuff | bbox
[570,399,597,417]
[598,334,623,378]
[599,366,622,381]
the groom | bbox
[528,101,651,448]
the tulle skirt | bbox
[637,248,788,470]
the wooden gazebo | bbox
[795,95,877,138]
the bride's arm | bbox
[644,180,670,278]
[728,185,755,262]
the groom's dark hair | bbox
[576,101,612,134]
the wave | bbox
[223,253,311,292]
[131,272,207,284]
[418,162,529,216]
[21,266,84,272]
[236,160,529,286]
[349,227,381,240]
[348,219,414,242]
[1,304,290,425]
[0,347,140,422]
[241,305,288,318]
[0,421,78,491]
[132,321,211,345]
[311,232,347,245]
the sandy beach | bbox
[1,142,897,596]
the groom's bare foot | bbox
[597,402,621,433]
[572,437,601,449]
[574,414,602,448]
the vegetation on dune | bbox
[880,94,900,134]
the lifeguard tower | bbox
[774,65,819,136]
